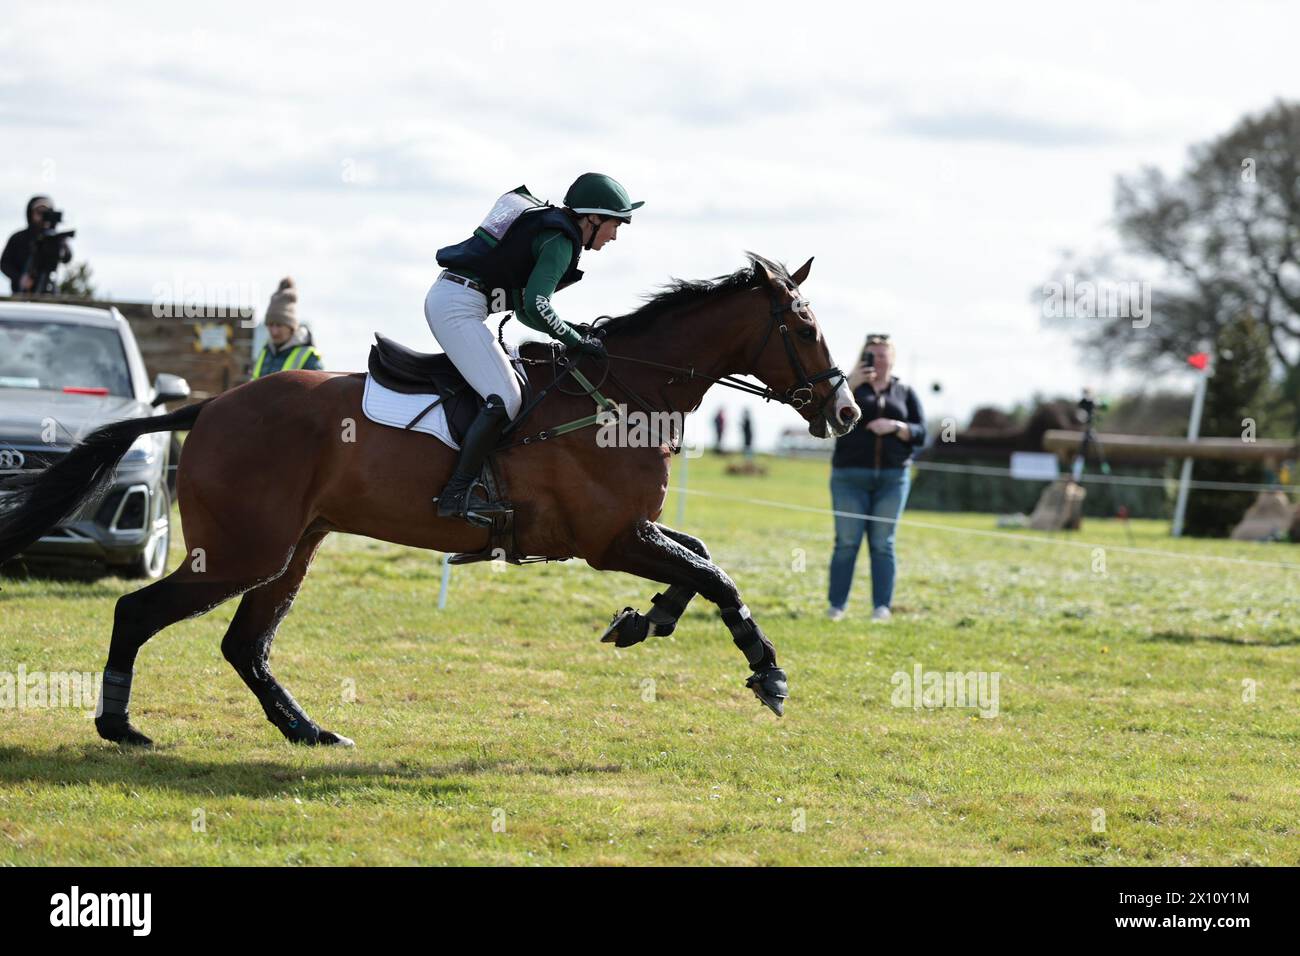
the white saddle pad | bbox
[361,346,526,451]
[362,375,461,449]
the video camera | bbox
[1076,389,1108,426]
[27,206,75,295]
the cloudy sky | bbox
[3,0,1296,448]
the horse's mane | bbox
[591,251,790,338]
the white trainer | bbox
[826,606,846,622]
[871,606,892,623]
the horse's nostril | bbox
[839,407,858,424]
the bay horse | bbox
[0,253,861,746]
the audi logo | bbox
[0,449,27,470]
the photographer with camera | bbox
[1,196,74,295]
[826,333,927,624]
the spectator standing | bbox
[827,334,926,623]
[251,277,324,378]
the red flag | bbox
[1187,352,1209,370]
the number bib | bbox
[479,187,545,241]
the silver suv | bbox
[0,301,190,578]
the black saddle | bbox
[367,334,530,444]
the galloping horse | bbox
[0,253,861,746]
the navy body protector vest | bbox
[436,189,584,300]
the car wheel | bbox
[122,484,171,580]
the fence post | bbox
[437,553,452,609]
[676,446,688,525]
[1171,369,1209,538]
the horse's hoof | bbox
[600,607,651,648]
[318,730,355,747]
[745,667,788,717]
[95,714,154,747]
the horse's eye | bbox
[797,327,816,342]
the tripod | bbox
[24,227,75,296]
[1071,400,1134,545]
[29,266,57,296]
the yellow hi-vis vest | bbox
[252,344,321,379]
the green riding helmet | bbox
[564,173,644,222]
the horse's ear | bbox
[749,253,779,287]
[791,257,814,285]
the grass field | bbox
[2,453,1298,865]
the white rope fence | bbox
[910,458,1300,495]
[436,471,1300,608]
[669,485,1300,572]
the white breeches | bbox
[423,272,522,419]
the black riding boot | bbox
[435,393,512,525]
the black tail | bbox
[0,399,211,566]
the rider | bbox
[427,173,643,523]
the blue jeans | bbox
[828,466,912,611]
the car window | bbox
[0,320,134,397]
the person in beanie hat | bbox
[426,173,643,525]
[251,276,324,378]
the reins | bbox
[492,283,846,451]
[596,284,846,418]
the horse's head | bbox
[745,253,861,438]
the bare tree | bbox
[1067,100,1300,415]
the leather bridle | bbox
[595,282,846,419]
[738,283,846,417]
[495,279,850,451]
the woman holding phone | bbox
[827,334,926,622]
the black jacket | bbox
[1,225,71,293]
[831,377,927,469]
[1,228,35,291]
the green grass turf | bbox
[1,453,1297,865]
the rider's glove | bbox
[568,333,607,360]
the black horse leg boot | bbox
[435,393,512,526]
